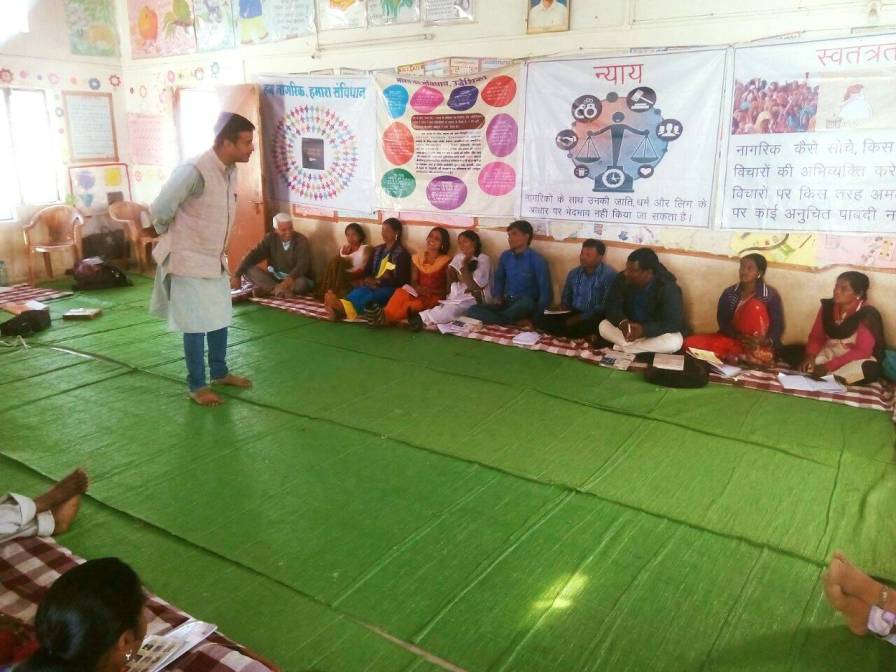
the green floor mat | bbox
[2,280,895,671]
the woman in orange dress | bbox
[683,253,784,366]
[382,227,451,325]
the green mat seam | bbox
[0,453,466,672]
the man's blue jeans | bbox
[466,296,536,325]
[183,327,228,391]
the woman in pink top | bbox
[799,271,885,385]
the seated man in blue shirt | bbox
[598,247,686,354]
[535,238,615,338]
[466,220,551,326]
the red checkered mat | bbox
[250,295,895,416]
[0,284,72,304]
[0,536,274,672]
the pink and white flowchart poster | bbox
[374,65,523,217]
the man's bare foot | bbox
[824,567,870,635]
[51,495,81,535]
[211,374,252,388]
[33,469,89,513]
[190,387,223,406]
[830,554,885,605]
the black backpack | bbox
[71,258,132,291]
[0,309,51,337]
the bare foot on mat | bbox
[51,495,81,535]
[211,374,252,388]
[33,468,89,513]
[190,387,224,406]
[824,566,870,635]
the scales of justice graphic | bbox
[555,87,683,193]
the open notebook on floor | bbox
[127,620,216,672]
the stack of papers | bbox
[596,351,636,370]
[686,347,742,378]
[653,354,685,371]
[128,620,216,672]
[512,331,541,347]
[777,373,846,393]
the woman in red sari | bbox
[382,227,451,326]
[684,253,784,366]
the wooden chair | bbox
[22,205,84,284]
[108,201,158,272]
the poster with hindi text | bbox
[521,49,726,228]
[260,76,376,213]
[722,34,896,233]
[374,65,523,216]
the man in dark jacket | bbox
[598,247,686,354]
[233,213,314,297]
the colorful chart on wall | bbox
[233,0,316,44]
[63,92,119,163]
[367,0,420,26]
[194,0,236,51]
[68,163,132,215]
[260,76,376,213]
[316,0,367,29]
[128,0,198,58]
[65,0,121,57]
[374,65,523,216]
[422,0,475,24]
[722,34,896,233]
[521,49,726,227]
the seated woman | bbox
[323,217,410,322]
[382,227,451,326]
[15,558,147,672]
[796,271,884,384]
[316,222,371,300]
[683,253,783,366]
[418,230,492,327]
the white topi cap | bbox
[273,213,292,226]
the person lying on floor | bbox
[598,247,686,355]
[824,551,896,643]
[323,217,410,322]
[534,238,615,339]
[419,230,492,328]
[14,558,147,672]
[233,213,314,298]
[382,227,451,327]
[466,220,551,326]
[316,223,371,300]
[683,253,783,367]
[0,469,87,544]
[792,271,885,385]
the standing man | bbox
[535,238,615,338]
[598,247,686,354]
[233,212,314,298]
[466,220,551,326]
[150,112,255,406]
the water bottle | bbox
[0,260,8,287]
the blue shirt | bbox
[561,262,616,319]
[493,247,552,312]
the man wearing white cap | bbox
[149,111,255,406]
[233,213,314,298]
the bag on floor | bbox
[0,309,50,337]
[71,258,132,291]
[643,353,709,389]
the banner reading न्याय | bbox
[374,65,523,216]
[723,34,896,233]
[521,49,726,228]
[260,76,376,213]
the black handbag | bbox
[0,309,51,337]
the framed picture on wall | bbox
[62,92,119,163]
[527,0,569,34]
